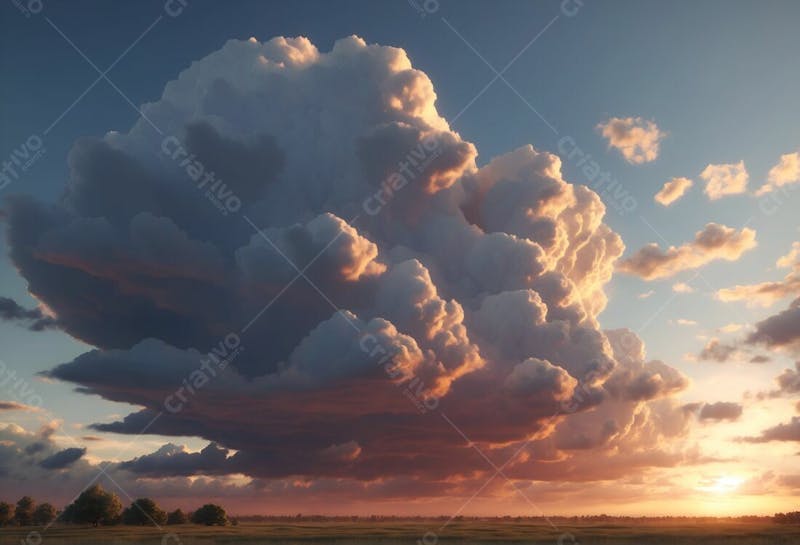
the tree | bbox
[167,509,189,525]
[190,504,227,526]
[14,496,35,526]
[0,502,14,527]
[774,511,800,524]
[122,498,167,526]
[62,484,122,526]
[32,503,57,526]
[58,503,76,524]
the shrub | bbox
[14,497,35,526]
[32,503,57,526]
[190,504,227,526]
[167,509,189,525]
[0,502,14,527]
[122,498,167,526]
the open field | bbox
[1,520,800,545]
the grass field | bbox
[1,519,799,544]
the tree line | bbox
[0,485,228,527]
[774,512,800,524]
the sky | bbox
[0,0,799,517]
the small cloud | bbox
[597,116,665,164]
[740,417,800,443]
[673,282,694,293]
[698,338,737,362]
[719,323,744,333]
[320,441,362,462]
[756,151,800,196]
[655,177,693,206]
[745,297,800,351]
[778,474,800,489]
[775,362,800,395]
[675,319,698,326]
[777,241,800,269]
[700,161,749,200]
[697,401,743,422]
[638,290,655,299]
[619,223,757,280]
[749,355,771,364]
[39,447,87,469]
[0,296,59,331]
[717,244,800,306]
[0,401,40,412]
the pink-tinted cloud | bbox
[697,401,743,422]
[741,417,800,443]
[698,338,737,362]
[700,161,749,200]
[717,242,800,306]
[618,223,756,280]
[756,151,800,196]
[655,177,693,206]
[597,116,665,164]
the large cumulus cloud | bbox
[2,35,693,499]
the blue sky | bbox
[1,0,799,514]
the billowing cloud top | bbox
[2,36,695,498]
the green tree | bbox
[62,484,122,526]
[122,498,167,526]
[32,503,57,526]
[167,509,189,525]
[190,504,227,526]
[0,502,14,527]
[14,496,35,526]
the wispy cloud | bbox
[717,242,800,306]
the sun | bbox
[697,475,746,495]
